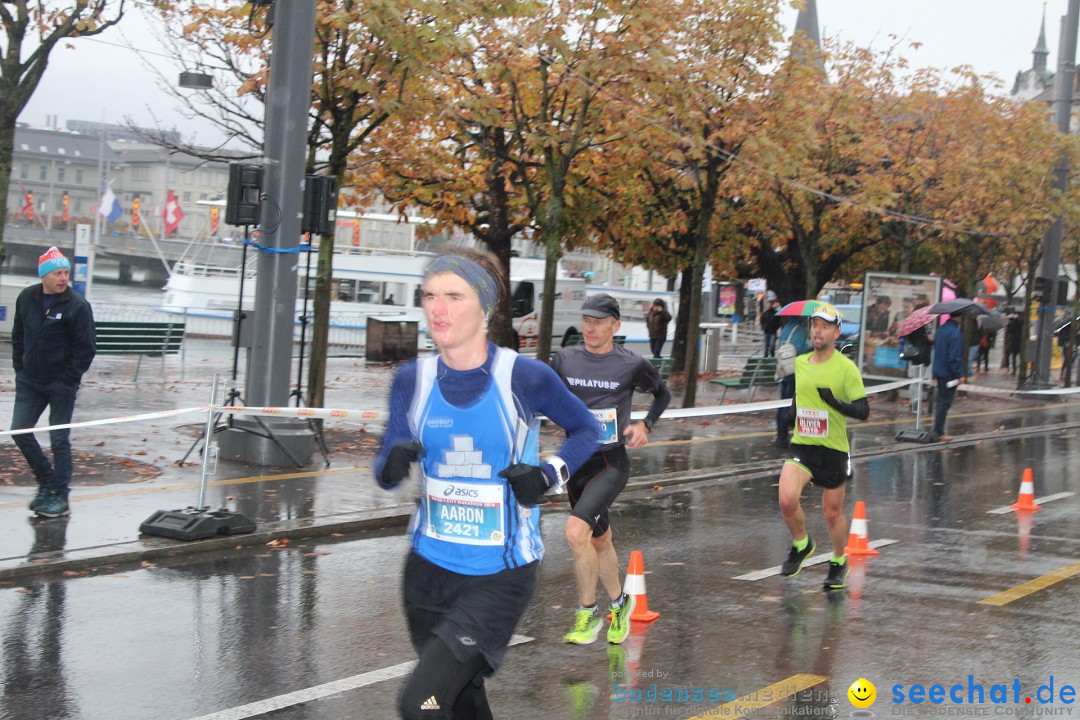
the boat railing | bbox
[173,258,257,279]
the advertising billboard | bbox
[858,272,942,381]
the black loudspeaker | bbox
[226,163,263,226]
[302,175,337,235]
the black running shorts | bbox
[403,551,538,672]
[786,443,852,490]
[566,446,630,537]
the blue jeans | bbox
[649,337,666,358]
[764,333,777,357]
[933,379,957,437]
[12,374,79,497]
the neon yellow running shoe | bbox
[606,593,636,644]
[563,607,602,644]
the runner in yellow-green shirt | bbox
[777,304,868,591]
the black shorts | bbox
[566,446,630,537]
[403,551,538,672]
[786,443,852,490]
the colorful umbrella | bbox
[896,305,936,337]
[777,300,842,319]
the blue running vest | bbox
[407,347,543,575]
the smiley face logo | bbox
[848,678,876,708]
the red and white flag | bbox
[164,189,185,236]
[19,186,34,221]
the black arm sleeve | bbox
[823,395,869,421]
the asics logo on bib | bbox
[443,485,480,498]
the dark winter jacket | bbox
[12,285,96,386]
[645,304,672,340]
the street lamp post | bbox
[1032,0,1080,387]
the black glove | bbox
[817,387,869,421]
[783,398,797,431]
[498,463,551,506]
[378,441,423,489]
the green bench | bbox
[648,356,674,381]
[710,355,779,402]
[95,320,186,381]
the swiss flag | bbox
[164,189,185,236]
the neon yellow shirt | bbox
[792,350,866,453]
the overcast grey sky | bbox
[16,0,1067,145]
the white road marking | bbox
[986,492,1075,515]
[732,539,899,581]
[187,634,534,720]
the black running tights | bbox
[398,636,493,720]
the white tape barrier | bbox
[213,378,918,423]
[3,374,1076,439]
[0,406,208,438]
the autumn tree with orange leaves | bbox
[152,0,460,408]
[0,0,125,257]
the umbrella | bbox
[929,298,990,316]
[777,299,842,319]
[978,311,1004,333]
[896,305,936,337]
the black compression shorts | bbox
[566,446,630,537]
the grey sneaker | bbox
[35,493,70,519]
[29,485,50,512]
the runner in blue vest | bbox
[375,249,599,720]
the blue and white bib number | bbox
[593,408,618,445]
[424,477,505,545]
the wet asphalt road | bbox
[4,426,1080,720]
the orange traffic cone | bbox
[844,501,880,556]
[623,550,659,622]
[1010,468,1042,512]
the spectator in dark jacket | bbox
[1002,313,1022,374]
[931,312,965,441]
[645,298,672,358]
[760,298,782,356]
[12,247,96,518]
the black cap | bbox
[581,293,620,320]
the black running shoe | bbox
[823,560,849,591]
[781,536,815,577]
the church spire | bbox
[1034,2,1049,74]
[794,0,821,48]
[791,0,824,73]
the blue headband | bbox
[425,255,497,315]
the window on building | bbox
[75,169,84,184]
[58,148,66,155]
[183,191,191,203]
[39,165,47,181]
[133,167,149,181]
[57,167,66,182]
[20,164,28,179]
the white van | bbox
[510,276,587,350]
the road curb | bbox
[4,418,1078,583]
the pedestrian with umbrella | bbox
[927,300,983,441]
